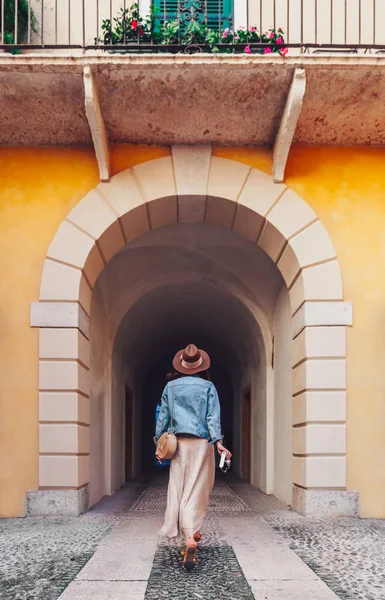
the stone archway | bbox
[30,146,357,517]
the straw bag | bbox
[156,382,177,460]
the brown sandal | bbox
[182,544,197,571]
[193,532,201,542]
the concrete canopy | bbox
[1,55,385,147]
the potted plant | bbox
[97,3,161,53]
[97,2,287,56]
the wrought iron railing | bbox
[1,0,385,54]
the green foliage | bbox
[96,3,161,45]
[97,2,287,55]
[162,20,179,45]
[0,0,37,54]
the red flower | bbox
[131,19,138,30]
[139,28,144,35]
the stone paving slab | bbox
[250,580,340,600]
[219,515,321,583]
[59,580,147,600]
[76,517,161,582]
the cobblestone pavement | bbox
[265,515,385,600]
[145,517,254,600]
[131,478,250,513]
[2,473,385,600]
[0,516,111,600]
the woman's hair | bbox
[165,370,211,382]
[199,370,211,381]
[165,370,181,382]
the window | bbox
[153,0,233,32]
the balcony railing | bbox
[1,0,385,54]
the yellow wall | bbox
[0,144,170,517]
[0,143,384,517]
[217,145,385,518]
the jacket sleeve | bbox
[154,384,170,444]
[207,383,223,444]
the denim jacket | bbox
[155,376,223,445]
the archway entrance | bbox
[31,147,356,518]
[88,223,287,506]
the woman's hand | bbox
[216,441,232,459]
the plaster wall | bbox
[273,285,292,506]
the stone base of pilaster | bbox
[26,487,89,517]
[292,486,359,517]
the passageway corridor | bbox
[2,472,383,600]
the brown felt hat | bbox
[173,344,210,375]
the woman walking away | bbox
[154,344,232,570]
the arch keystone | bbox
[172,145,211,223]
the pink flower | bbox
[280,47,288,56]
[250,27,255,32]
[223,31,227,38]
[269,31,275,39]
[264,47,272,54]
[239,26,245,30]
[276,36,283,45]
[245,45,251,54]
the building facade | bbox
[0,0,384,520]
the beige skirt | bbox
[159,436,215,540]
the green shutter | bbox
[153,0,233,31]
